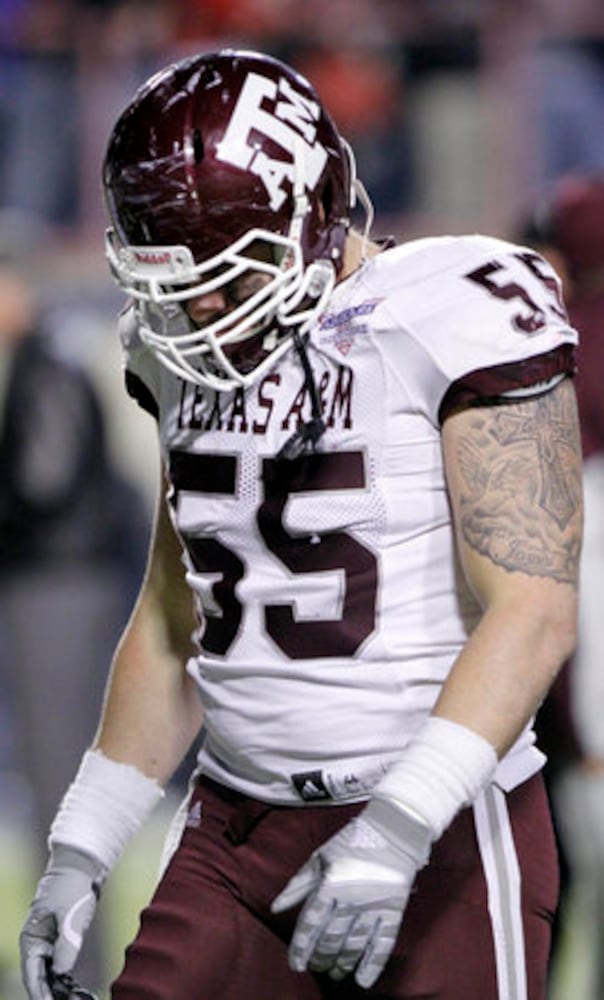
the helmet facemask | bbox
[106,223,336,391]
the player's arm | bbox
[272,376,583,989]
[93,468,203,781]
[20,469,203,1000]
[434,374,582,753]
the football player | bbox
[20,50,583,1000]
[526,174,604,999]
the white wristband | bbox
[372,717,497,839]
[49,749,165,872]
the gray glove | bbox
[271,797,432,988]
[20,845,106,1000]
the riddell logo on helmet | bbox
[134,249,172,266]
[215,73,328,211]
[126,246,195,275]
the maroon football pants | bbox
[111,773,558,999]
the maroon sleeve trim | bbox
[125,370,159,421]
[438,343,577,425]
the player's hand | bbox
[271,797,432,988]
[20,845,106,1000]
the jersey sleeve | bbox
[374,235,579,425]
[118,304,161,420]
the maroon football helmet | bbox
[102,49,359,389]
[536,174,604,279]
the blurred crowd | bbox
[2,0,604,236]
[2,1,604,998]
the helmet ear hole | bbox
[193,128,205,165]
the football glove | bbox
[20,845,106,1000]
[45,961,97,1000]
[271,796,431,988]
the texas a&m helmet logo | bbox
[216,72,329,211]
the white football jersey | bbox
[121,234,578,804]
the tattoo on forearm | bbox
[455,379,583,585]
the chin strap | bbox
[340,137,375,264]
[277,330,326,460]
[355,176,375,264]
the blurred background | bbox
[2,0,604,997]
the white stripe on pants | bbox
[474,785,528,1000]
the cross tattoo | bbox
[491,397,575,528]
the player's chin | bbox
[221,325,279,376]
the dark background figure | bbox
[524,175,604,1000]
[0,222,149,995]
